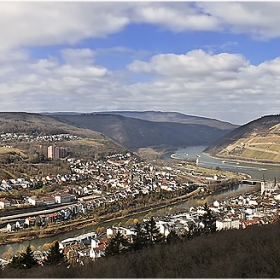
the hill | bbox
[52,112,236,151]
[0,112,126,178]
[0,112,101,138]
[204,114,280,164]
[94,110,238,130]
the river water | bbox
[0,184,255,256]
[0,145,277,256]
[162,146,280,181]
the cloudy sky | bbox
[1,1,280,125]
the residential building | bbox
[54,193,75,204]
[0,198,11,209]
[48,146,68,159]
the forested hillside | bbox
[52,113,235,150]
[95,110,238,129]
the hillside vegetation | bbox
[52,113,235,151]
[2,222,280,278]
[94,110,238,130]
[0,112,126,178]
[204,114,280,164]
[0,112,103,139]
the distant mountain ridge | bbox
[0,112,126,159]
[52,112,237,151]
[57,111,237,130]
[204,114,280,164]
[0,111,238,153]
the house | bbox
[216,216,240,231]
[261,177,279,195]
[106,226,135,239]
[0,198,11,209]
[41,196,56,205]
[6,223,16,232]
[242,218,261,229]
[25,216,36,227]
[28,196,44,206]
[55,193,75,204]
[15,219,26,229]
[89,239,107,259]
[48,213,58,223]
[38,215,47,226]
[64,244,86,264]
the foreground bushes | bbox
[1,221,280,278]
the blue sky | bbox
[1,1,280,125]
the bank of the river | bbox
[0,182,258,257]
[163,145,280,181]
[0,187,203,247]
[0,181,259,248]
[203,151,280,167]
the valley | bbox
[0,111,279,254]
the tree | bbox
[105,231,129,257]
[8,245,37,269]
[144,217,164,245]
[166,229,181,244]
[2,247,14,261]
[45,241,64,265]
[20,244,38,269]
[200,203,217,235]
[184,223,201,240]
[130,222,147,251]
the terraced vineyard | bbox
[205,115,280,164]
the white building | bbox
[0,198,11,209]
[54,193,75,204]
[216,216,240,231]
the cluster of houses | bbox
[0,152,199,232]
[0,150,279,265]
[0,133,81,143]
[53,180,280,265]
[0,152,248,234]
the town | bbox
[0,138,279,267]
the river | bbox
[0,183,255,256]
[162,146,280,180]
[0,145,275,256]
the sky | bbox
[1,1,280,125]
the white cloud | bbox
[2,2,280,124]
[2,2,280,52]
[128,50,249,78]
[1,47,280,124]
[0,2,131,50]
[131,2,219,32]
[125,49,280,124]
[61,49,96,65]
[198,2,280,40]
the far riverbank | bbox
[162,146,280,180]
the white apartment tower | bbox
[47,146,68,159]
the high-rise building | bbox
[47,146,68,159]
